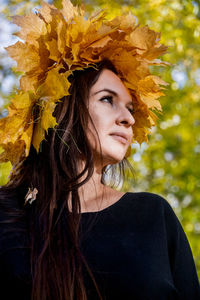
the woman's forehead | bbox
[90,69,132,101]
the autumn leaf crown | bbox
[0,0,168,176]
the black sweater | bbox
[0,192,200,299]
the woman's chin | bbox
[93,146,129,167]
[102,151,127,165]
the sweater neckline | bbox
[80,192,129,215]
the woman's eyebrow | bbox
[92,88,117,96]
[92,88,133,106]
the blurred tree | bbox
[0,0,200,278]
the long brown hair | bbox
[0,60,133,300]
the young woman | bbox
[0,1,199,300]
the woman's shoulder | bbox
[121,191,172,213]
[122,191,185,239]
[125,190,167,202]
[111,191,181,232]
[127,191,180,222]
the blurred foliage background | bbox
[0,0,200,279]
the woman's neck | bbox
[77,164,124,213]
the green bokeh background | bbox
[0,0,200,279]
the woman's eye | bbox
[128,107,134,114]
[100,96,113,104]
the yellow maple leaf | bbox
[57,18,68,53]
[39,1,55,24]
[41,100,58,132]
[32,122,45,153]
[45,39,62,62]
[32,100,57,152]
[20,72,40,93]
[89,36,112,49]
[12,13,47,44]
[37,67,71,99]
[129,26,159,50]
[6,42,41,73]
[0,140,26,164]
[0,92,34,165]
[61,0,79,22]
[137,75,167,110]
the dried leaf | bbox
[0,140,25,164]
[6,42,41,73]
[61,0,78,21]
[12,13,47,42]
[41,100,57,132]
[37,67,70,99]
[24,187,38,205]
[137,75,167,110]
[0,92,34,164]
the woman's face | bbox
[87,69,135,167]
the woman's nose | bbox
[117,107,135,127]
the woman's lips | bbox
[110,133,128,144]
